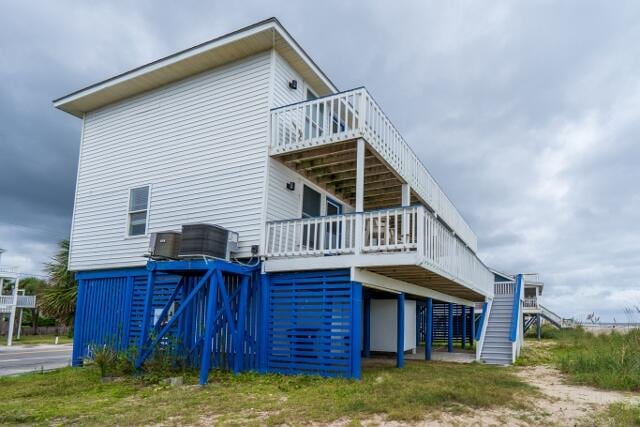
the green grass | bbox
[0,334,73,346]
[519,326,640,391]
[593,403,640,426]
[0,360,533,425]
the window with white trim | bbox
[127,185,150,236]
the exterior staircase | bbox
[479,280,523,365]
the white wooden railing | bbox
[0,265,19,276]
[494,281,516,295]
[265,205,493,296]
[540,305,563,327]
[270,88,478,252]
[523,297,538,309]
[0,295,36,308]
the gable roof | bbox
[53,17,338,117]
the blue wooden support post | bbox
[259,273,270,373]
[447,302,453,353]
[137,269,214,368]
[425,297,432,361]
[122,275,134,350]
[71,279,86,366]
[233,276,250,374]
[475,302,488,341]
[397,293,405,368]
[470,306,475,348]
[363,296,371,358]
[461,305,467,349]
[199,273,219,385]
[351,282,363,379]
[136,266,156,368]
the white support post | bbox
[17,308,23,340]
[416,206,425,258]
[401,184,410,246]
[401,183,410,207]
[354,138,365,254]
[7,276,19,346]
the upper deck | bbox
[270,87,477,252]
[266,88,493,301]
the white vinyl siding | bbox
[266,159,352,222]
[69,52,271,271]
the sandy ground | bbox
[328,365,640,426]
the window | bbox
[128,185,150,236]
[302,185,321,218]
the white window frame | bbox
[126,184,151,238]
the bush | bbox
[87,344,134,378]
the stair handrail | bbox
[475,299,492,361]
[475,302,488,341]
[509,274,524,342]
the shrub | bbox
[87,344,135,378]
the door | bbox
[302,185,322,249]
[325,198,343,250]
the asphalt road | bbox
[0,344,73,376]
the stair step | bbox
[486,327,511,333]
[481,351,512,359]
[485,335,510,340]
[484,342,511,348]
[482,359,512,365]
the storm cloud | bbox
[1,1,638,321]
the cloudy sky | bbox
[1,1,639,321]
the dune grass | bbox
[0,359,533,426]
[595,403,640,426]
[520,326,640,392]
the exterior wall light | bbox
[288,80,297,90]
[286,181,296,191]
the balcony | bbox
[0,295,36,310]
[264,206,493,300]
[270,87,477,252]
[523,297,539,312]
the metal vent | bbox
[149,231,181,259]
[178,224,238,260]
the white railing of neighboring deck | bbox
[0,295,36,308]
[270,88,478,253]
[265,205,493,297]
[524,297,538,309]
[540,304,563,327]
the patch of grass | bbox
[522,327,640,391]
[556,329,640,391]
[0,334,73,346]
[0,360,534,425]
[592,403,640,426]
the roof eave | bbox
[53,17,338,117]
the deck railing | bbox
[523,297,538,309]
[494,281,516,295]
[270,88,478,252]
[0,265,19,276]
[540,304,563,327]
[265,205,493,296]
[0,295,36,308]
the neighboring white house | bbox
[0,250,37,346]
[54,18,530,378]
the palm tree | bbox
[40,240,77,327]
